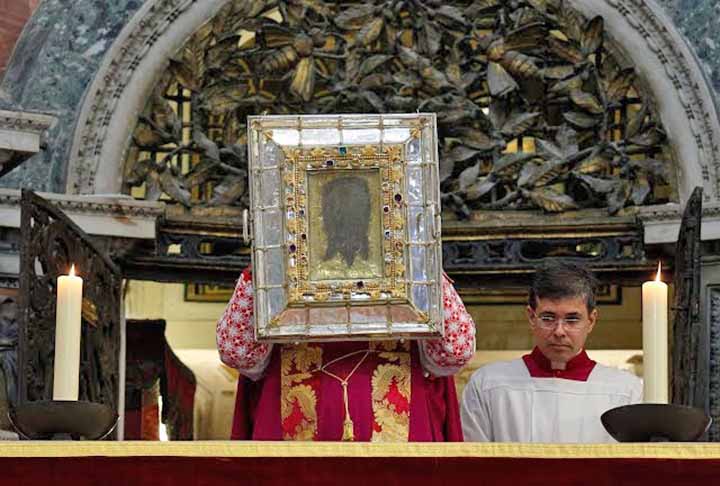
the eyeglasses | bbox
[531,310,587,331]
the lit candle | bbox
[53,264,83,401]
[642,262,668,403]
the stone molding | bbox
[638,203,720,221]
[0,188,164,239]
[638,203,720,243]
[0,109,54,134]
[0,188,164,218]
[0,109,55,176]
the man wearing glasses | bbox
[460,261,642,442]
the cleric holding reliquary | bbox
[218,113,477,442]
[216,267,476,441]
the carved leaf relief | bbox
[123,0,675,217]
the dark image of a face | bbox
[322,176,371,267]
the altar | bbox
[1,442,719,486]
[3,0,720,471]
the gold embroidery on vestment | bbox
[281,344,322,440]
[370,342,411,442]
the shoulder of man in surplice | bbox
[587,362,642,390]
[464,358,528,393]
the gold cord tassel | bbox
[342,418,354,441]
[317,350,370,442]
[341,381,354,441]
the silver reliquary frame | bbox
[247,113,443,342]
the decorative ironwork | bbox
[118,232,250,286]
[671,186,703,408]
[443,234,644,271]
[455,282,620,306]
[157,231,249,263]
[17,191,122,426]
[707,286,720,442]
[179,229,644,302]
[709,287,720,441]
[123,0,675,218]
[0,293,18,431]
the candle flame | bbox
[69,264,76,277]
[655,262,662,282]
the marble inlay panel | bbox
[0,0,146,191]
[658,0,720,97]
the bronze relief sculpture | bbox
[124,0,675,219]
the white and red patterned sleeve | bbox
[419,274,476,377]
[216,267,273,381]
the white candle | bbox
[642,262,668,403]
[53,264,83,401]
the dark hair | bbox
[322,176,371,266]
[528,261,599,312]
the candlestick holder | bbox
[8,400,118,440]
[601,403,711,442]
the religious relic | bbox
[247,113,443,342]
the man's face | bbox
[526,295,597,365]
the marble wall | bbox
[659,0,720,96]
[0,0,717,192]
[0,0,146,192]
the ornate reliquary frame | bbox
[247,114,442,342]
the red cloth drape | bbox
[124,321,165,440]
[163,347,196,440]
[124,320,195,440]
[122,388,160,441]
[2,456,720,486]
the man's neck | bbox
[550,349,583,370]
[550,360,567,370]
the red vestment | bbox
[217,268,475,441]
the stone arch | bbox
[570,0,720,204]
[67,0,720,207]
[67,0,229,196]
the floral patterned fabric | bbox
[216,268,475,378]
[419,274,476,377]
[216,268,273,381]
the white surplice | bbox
[461,358,642,443]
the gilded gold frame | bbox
[283,144,407,305]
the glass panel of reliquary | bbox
[247,114,443,342]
